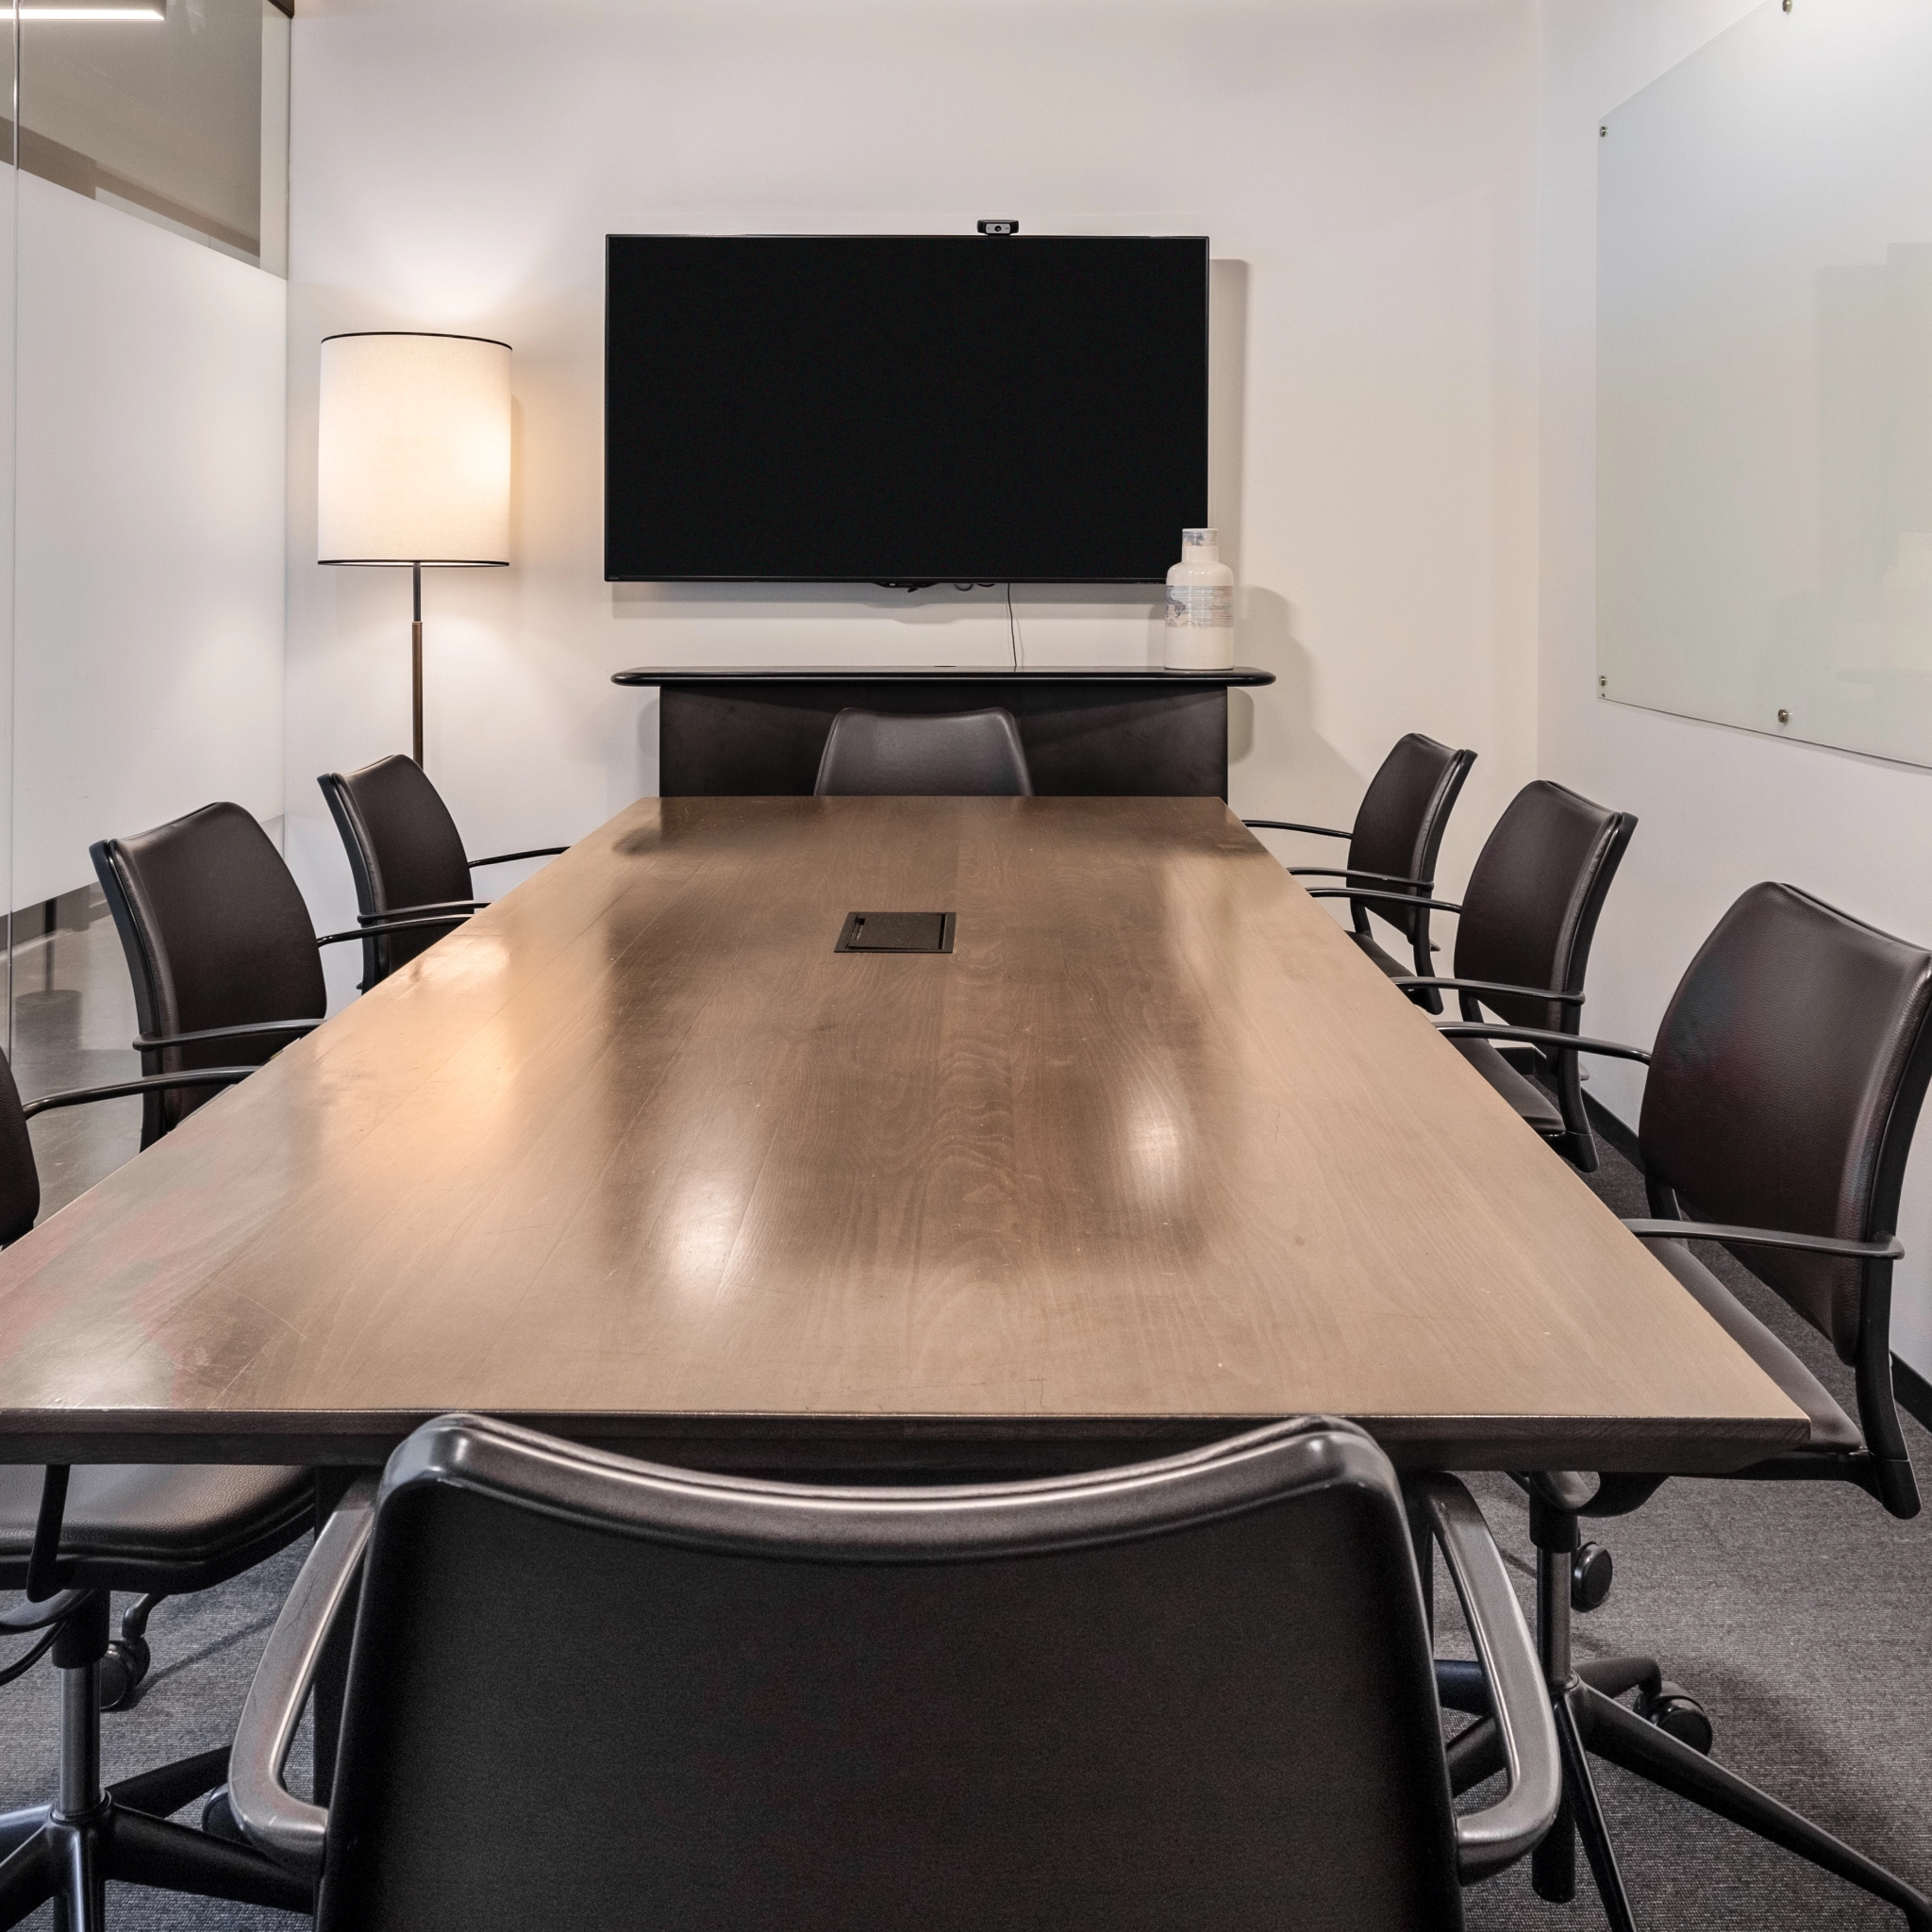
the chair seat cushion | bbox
[1641,1239,1861,1453]
[1450,1036,1565,1135]
[0,1463,312,1594]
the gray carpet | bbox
[1,1126,1928,1928]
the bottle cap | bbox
[1183,528,1217,550]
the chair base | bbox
[0,1791,311,1932]
[1448,1498,1932,1931]
[0,1593,310,1931]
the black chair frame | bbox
[1431,994,1932,1930]
[1319,778,1636,1175]
[92,818,453,1147]
[226,1415,1561,1929]
[0,1460,313,1930]
[1245,736,1476,1009]
[320,764,564,991]
[0,1060,319,1929]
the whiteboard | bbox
[1598,0,1932,768]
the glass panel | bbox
[7,0,290,1224]
[12,0,290,270]
[1597,0,1932,767]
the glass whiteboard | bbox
[1598,0,1932,767]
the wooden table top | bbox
[0,796,1805,1474]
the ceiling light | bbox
[13,6,166,18]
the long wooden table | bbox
[0,796,1806,1474]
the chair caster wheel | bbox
[99,1635,151,1712]
[1570,1541,1613,1612]
[1639,1680,1712,1754]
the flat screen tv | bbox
[605,235,1208,584]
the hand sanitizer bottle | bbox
[1164,528,1235,670]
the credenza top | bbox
[611,665,1277,687]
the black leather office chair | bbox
[1437,882,1932,1931]
[1310,779,1637,1172]
[229,1411,1558,1932]
[813,706,1034,796]
[92,801,449,1147]
[0,1049,314,1930]
[319,755,566,990]
[1245,731,1475,1008]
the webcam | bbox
[976,220,1019,236]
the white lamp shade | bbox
[318,332,511,565]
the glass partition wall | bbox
[4,0,291,1217]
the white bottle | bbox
[1164,528,1235,670]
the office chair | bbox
[1436,882,1932,1931]
[0,1049,314,1930]
[319,754,566,991]
[92,801,449,1147]
[1307,778,1637,1171]
[813,706,1034,796]
[1244,731,1475,1010]
[229,1411,1558,1932]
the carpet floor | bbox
[1,1124,1927,1928]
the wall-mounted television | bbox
[605,235,1208,584]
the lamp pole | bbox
[411,561,425,767]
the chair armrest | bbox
[467,846,567,868]
[1412,1475,1562,1881]
[1395,977,1584,1007]
[134,1020,321,1054]
[315,912,473,947]
[1287,867,1434,888]
[21,1068,259,1119]
[1435,1024,1649,1063]
[1304,887,1463,915]
[1623,1219,1902,1262]
[1241,819,1351,840]
[229,1476,377,1878]
[360,899,486,923]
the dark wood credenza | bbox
[609,666,1275,798]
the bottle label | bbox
[1166,585,1233,628]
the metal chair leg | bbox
[1576,1655,1661,1702]
[1577,1680,1932,1929]
[103,1807,311,1910]
[49,1818,103,1932]
[0,1829,56,1930]
[104,1747,229,1822]
[1557,1683,1639,1931]
[0,1809,47,1866]
[1446,1714,1507,1796]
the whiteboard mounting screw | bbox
[1777,708,1790,724]
[1599,125,1607,138]
[1782,0,1791,11]
[1597,675,1607,694]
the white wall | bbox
[13,172,287,906]
[1539,0,1932,1376]
[286,0,1542,1006]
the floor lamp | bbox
[317,331,512,768]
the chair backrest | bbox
[814,707,1035,796]
[91,803,325,1146]
[318,1413,1464,1932]
[1453,780,1637,1033]
[1639,883,1932,1366]
[1344,734,1475,948]
[0,1054,40,1247]
[319,755,473,986]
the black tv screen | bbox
[605,235,1208,583]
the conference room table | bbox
[0,795,1806,1478]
